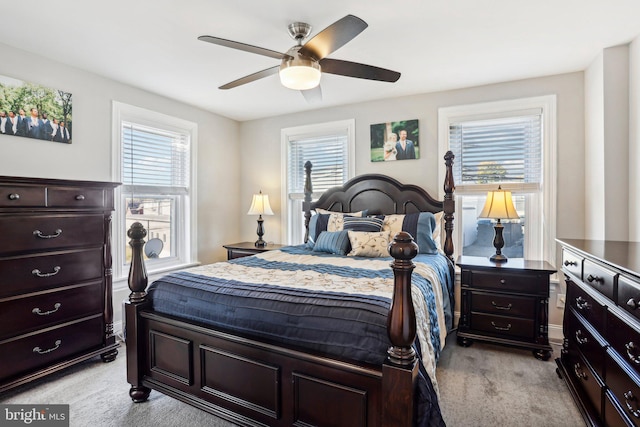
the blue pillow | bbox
[402,212,438,254]
[343,215,384,232]
[312,230,351,255]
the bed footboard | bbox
[126,225,423,426]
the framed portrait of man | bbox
[370,119,419,162]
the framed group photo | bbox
[370,119,419,162]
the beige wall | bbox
[630,37,640,241]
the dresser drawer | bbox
[567,279,606,334]
[0,214,104,255]
[565,308,605,379]
[0,316,104,383]
[47,187,105,209]
[0,281,103,339]
[0,184,45,207]
[563,346,604,419]
[470,312,534,340]
[605,390,635,427]
[470,291,536,318]
[562,248,583,279]
[583,259,617,300]
[466,270,548,295]
[606,350,640,425]
[0,248,104,297]
[608,311,640,379]
[618,275,640,323]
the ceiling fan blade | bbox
[299,15,368,60]
[198,35,285,60]
[319,58,401,82]
[301,85,322,103]
[219,66,280,89]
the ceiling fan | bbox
[198,15,401,101]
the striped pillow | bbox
[312,230,351,255]
[343,215,384,232]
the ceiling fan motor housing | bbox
[287,22,312,44]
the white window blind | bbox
[449,113,542,191]
[287,133,349,198]
[122,122,190,195]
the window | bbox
[438,96,556,263]
[112,102,197,280]
[281,120,355,244]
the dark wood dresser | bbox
[556,239,640,426]
[0,176,120,393]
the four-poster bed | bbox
[125,152,455,426]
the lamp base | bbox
[490,253,508,263]
[489,219,508,263]
[254,239,267,248]
[255,216,266,248]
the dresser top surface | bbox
[557,238,640,278]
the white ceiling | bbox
[2,1,639,122]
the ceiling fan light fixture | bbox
[279,58,321,90]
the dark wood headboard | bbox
[303,151,456,261]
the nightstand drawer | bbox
[470,291,536,318]
[470,313,535,340]
[0,184,45,207]
[583,259,617,300]
[47,187,105,209]
[468,270,547,295]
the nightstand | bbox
[456,255,556,360]
[223,242,286,260]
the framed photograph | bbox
[370,119,419,162]
[0,74,73,144]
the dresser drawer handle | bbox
[575,330,588,345]
[564,260,578,267]
[31,266,61,278]
[32,303,62,316]
[573,363,587,380]
[624,391,640,418]
[586,274,604,284]
[628,298,639,310]
[33,340,62,355]
[75,194,85,201]
[491,321,511,331]
[499,279,506,285]
[8,193,20,200]
[575,296,591,311]
[626,342,640,365]
[491,301,512,311]
[33,229,63,239]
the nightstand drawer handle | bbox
[491,321,511,331]
[33,229,63,239]
[75,194,85,201]
[491,301,512,311]
[628,298,639,310]
[575,296,591,311]
[626,342,640,365]
[32,303,61,316]
[586,274,604,284]
[575,330,588,345]
[8,193,20,200]
[564,260,578,267]
[33,340,61,355]
[32,266,61,278]
[624,391,640,418]
[573,363,587,380]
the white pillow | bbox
[347,230,391,257]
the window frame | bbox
[111,101,198,284]
[438,95,557,264]
[280,119,355,245]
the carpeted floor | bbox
[1,334,584,426]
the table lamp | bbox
[247,191,274,247]
[478,186,520,263]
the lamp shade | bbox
[247,191,274,216]
[478,186,520,220]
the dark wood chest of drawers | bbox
[0,176,120,393]
[456,255,556,360]
[556,239,640,426]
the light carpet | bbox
[1,334,583,426]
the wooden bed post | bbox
[383,231,420,426]
[125,222,152,403]
[443,150,455,263]
[303,161,313,244]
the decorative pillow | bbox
[347,230,391,258]
[433,211,444,253]
[312,230,351,255]
[307,209,366,248]
[382,212,439,254]
[315,208,366,217]
[343,215,384,232]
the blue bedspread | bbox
[147,245,451,426]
